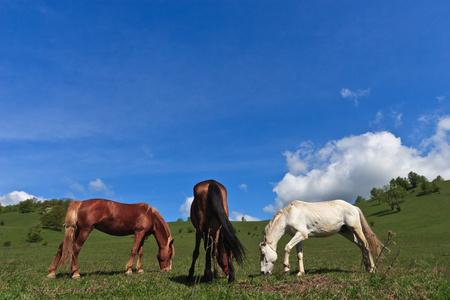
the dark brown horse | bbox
[47,198,174,279]
[187,180,246,283]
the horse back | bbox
[191,180,228,229]
[287,200,360,237]
[77,199,153,236]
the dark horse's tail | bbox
[207,183,246,265]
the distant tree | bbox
[355,195,366,203]
[434,175,444,182]
[176,218,183,222]
[19,198,38,213]
[408,171,427,188]
[391,176,411,190]
[383,183,407,211]
[40,205,66,230]
[241,216,246,222]
[370,187,384,205]
[420,178,441,195]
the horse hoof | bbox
[46,274,56,279]
[137,269,144,274]
[125,270,133,276]
[72,274,81,279]
[283,269,291,275]
[296,272,305,276]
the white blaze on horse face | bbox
[260,243,277,275]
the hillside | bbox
[0,182,449,299]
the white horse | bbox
[260,200,382,276]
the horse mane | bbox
[147,204,172,244]
[263,206,286,242]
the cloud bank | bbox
[180,196,194,218]
[231,211,261,221]
[265,116,450,213]
[0,191,43,206]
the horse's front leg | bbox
[284,231,305,275]
[126,231,145,275]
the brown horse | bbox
[47,198,174,279]
[187,180,246,283]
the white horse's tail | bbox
[357,208,382,258]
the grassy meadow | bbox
[0,183,449,299]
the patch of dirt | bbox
[239,275,352,297]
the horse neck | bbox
[265,212,286,250]
[151,212,171,249]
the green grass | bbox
[1,184,449,299]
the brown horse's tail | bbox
[357,207,383,259]
[59,201,82,268]
[208,183,246,266]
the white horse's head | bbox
[259,241,277,275]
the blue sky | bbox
[1,1,449,221]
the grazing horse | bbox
[47,198,174,279]
[187,180,246,283]
[260,200,382,276]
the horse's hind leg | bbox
[136,241,145,274]
[71,229,92,279]
[340,226,375,273]
[295,242,305,276]
[203,232,213,282]
[126,231,145,275]
[187,230,202,281]
[212,232,220,279]
[47,242,64,278]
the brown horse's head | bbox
[157,237,174,272]
[218,244,233,276]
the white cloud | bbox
[370,109,402,129]
[436,96,446,103]
[88,178,114,196]
[238,184,248,192]
[340,88,370,106]
[231,211,261,221]
[179,196,194,218]
[0,191,44,206]
[266,117,450,213]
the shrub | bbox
[27,224,44,243]
[3,240,11,247]
[0,220,4,226]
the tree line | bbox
[0,197,72,231]
[355,171,444,211]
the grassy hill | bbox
[0,181,449,299]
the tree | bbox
[383,183,407,211]
[40,205,66,230]
[355,196,366,203]
[408,171,427,188]
[19,198,38,213]
[370,187,384,205]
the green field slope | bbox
[0,183,449,299]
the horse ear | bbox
[169,238,175,256]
